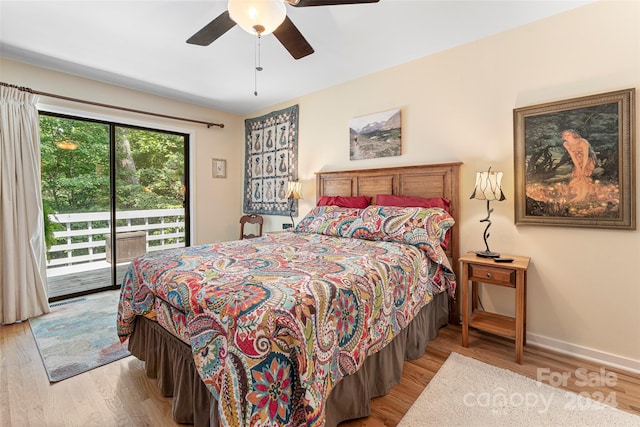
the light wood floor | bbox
[1,321,638,427]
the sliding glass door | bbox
[112,126,188,286]
[40,112,189,300]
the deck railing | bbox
[47,208,185,275]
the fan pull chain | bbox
[254,29,264,97]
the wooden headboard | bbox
[316,162,462,323]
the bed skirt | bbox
[128,291,449,426]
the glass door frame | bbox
[40,110,191,301]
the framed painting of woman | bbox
[513,88,635,229]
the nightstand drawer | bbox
[468,264,516,287]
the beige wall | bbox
[250,0,640,370]
[0,57,244,244]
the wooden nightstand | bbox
[459,252,531,364]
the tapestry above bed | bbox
[243,104,299,216]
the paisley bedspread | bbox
[117,230,454,426]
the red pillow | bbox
[317,195,371,209]
[376,194,451,249]
[375,194,450,211]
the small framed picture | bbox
[349,108,401,160]
[212,158,226,178]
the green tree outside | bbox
[40,114,187,259]
[40,115,185,214]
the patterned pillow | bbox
[295,206,362,236]
[375,194,451,249]
[343,206,454,262]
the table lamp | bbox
[285,181,303,228]
[470,167,505,258]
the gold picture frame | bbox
[513,88,635,229]
[212,158,227,179]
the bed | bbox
[117,162,461,426]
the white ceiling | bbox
[0,0,593,115]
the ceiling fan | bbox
[186,0,380,60]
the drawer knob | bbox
[487,272,492,278]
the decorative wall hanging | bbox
[243,104,299,216]
[349,108,401,160]
[514,88,635,230]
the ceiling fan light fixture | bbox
[228,0,287,36]
[54,140,78,150]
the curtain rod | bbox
[0,82,224,129]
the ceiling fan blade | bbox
[290,0,379,6]
[273,16,314,60]
[186,10,236,46]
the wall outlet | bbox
[282,223,293,230]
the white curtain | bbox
[0,85,50,324]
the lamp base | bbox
[475,250,501,258]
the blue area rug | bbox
[29,290,130,382]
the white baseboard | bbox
[526,332,640,375]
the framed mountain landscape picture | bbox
[349,108,401,160]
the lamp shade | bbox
[228,0,287,35]
[470,168,506,201]
[285,181,303,199]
